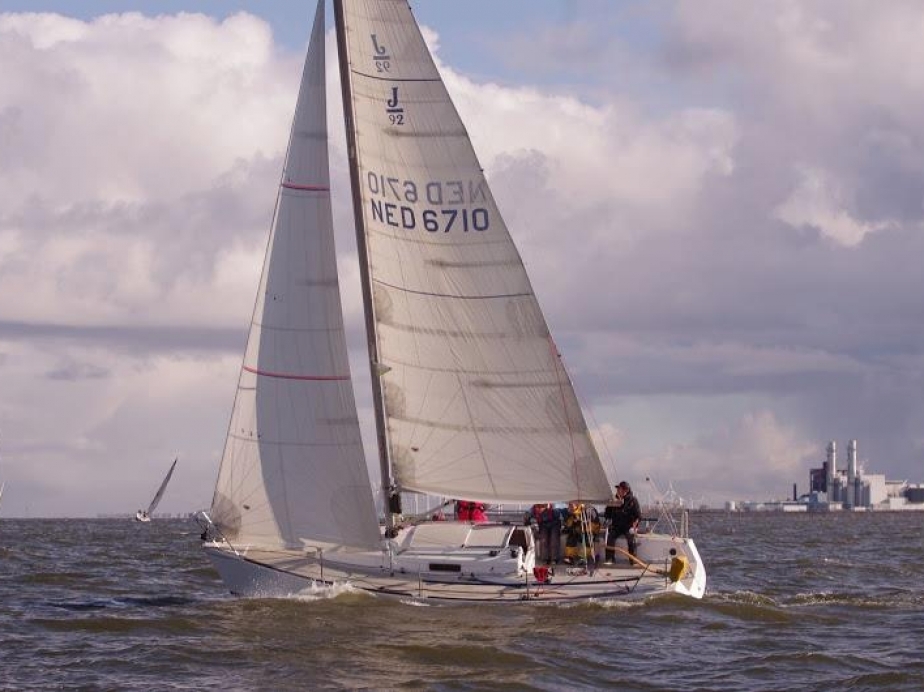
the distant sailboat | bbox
[200,0,706,603]
[135,458,177,522]
[0,435,5,512]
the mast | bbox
[333,0,399,536]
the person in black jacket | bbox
[604,481,641,564]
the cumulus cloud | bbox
[0,11,297,515]
[633,411,819,505]
[0,11,299,328]
[775,164,893,246]
[2,3,924,515]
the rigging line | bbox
[403,497,454,523]
[547,335,581,495]
[455,368,498,499]
[645,476,680,537]
[200,515,243,557]
[403,369,446,469]
[568,503,602,570]
[573,373,619,482]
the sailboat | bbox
[200,0,706,603]
[135,457,178,522]
[0,437,5,512]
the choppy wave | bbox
[1,513,924,691]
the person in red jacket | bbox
[455,499,471,521]
[537,503,563,564]
[456,499,488,522]
[470,501,488,523]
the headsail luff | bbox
[336,0,612,504]
[210,0,381,551]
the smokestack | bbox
[847,439,858,508]
[793,483,797,501]
[826,441,836,499]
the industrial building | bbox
[806,440,924,511]
[728,439,924,512]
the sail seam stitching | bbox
[373,277,531,300]
[349,69,441,83]
[242,365,349,381]
[281,182,330,191]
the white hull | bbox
[204,522,706,604]
[134,511,151,523]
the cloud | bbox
[624,410,819,505]
[0,12,296,330]
[465,0,924,495]
[775,165,893,246]
[0,11,295,515]
[2,4,924,515]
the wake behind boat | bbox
[135,457,177,523]
[200,0,706,604]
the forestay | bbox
[210,1,381,551]
[338,0,611,503]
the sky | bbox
[2,0,923,517]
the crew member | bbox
[604,481,641,564]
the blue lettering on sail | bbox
[370,199,417,230]
[371,34,391,73]
[367,170,491,233]
[469,180,488,203]
[386,87,404,126]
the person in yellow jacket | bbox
[563,502,602,565]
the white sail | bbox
[146,457,178,515]
[209,0,381,551]
[202,1,707,605]
[337,0,612,504]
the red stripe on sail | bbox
[243,365,348,381]
[281,182,330,191]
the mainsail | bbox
[336,0,612,504]
[210,1,381,551]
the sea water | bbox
[1,511,923,690]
